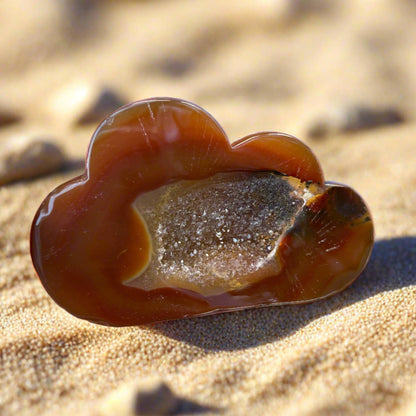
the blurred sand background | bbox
[1,0,416,415]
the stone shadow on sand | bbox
[153,237,416,351]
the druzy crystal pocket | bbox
[130,172,318,295]
[31,98,374,326]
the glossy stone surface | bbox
[30,97,374,326]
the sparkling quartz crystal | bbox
[129,171,321,295]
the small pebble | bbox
[307,105,404,139]
[240,0,332,23]
[0,108,21,127]
[49,84,126,126]
[152,56,194,78]
[77,87,126,125]
[288,0,332,16]
[97,377,179,416]
[0,136,65,185]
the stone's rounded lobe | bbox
[327,183,369,221]
[231,132,324,185]
[263,183,374,302]
[30,97,374,326]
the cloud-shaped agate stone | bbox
[31,98,374,326]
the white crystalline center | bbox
[125,171,318,296]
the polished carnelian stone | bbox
[30,98,374,326]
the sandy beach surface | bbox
[1,1,416,415]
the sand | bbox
[1,0,416,415]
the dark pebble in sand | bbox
[0,136,66,185]
[97,377,179,416]
[308,105,404,139]
[77,88,126,125]
[0,108,21,127]
[97,376,217,416]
